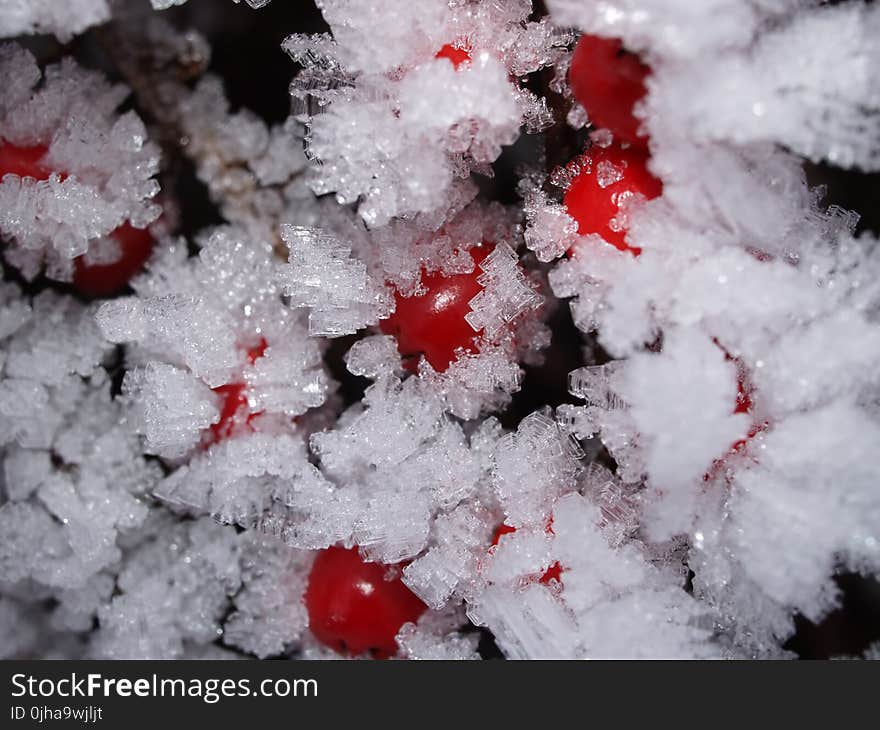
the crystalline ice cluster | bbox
[96,230,330,458]
[1,0,879,660]
[285,0,567,226]
[0,45,161,282]
[539,0,880,656]
[177,76,311,244]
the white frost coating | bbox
[91,518,242,659]
[154,432,355,551]
[223,535,310,659]
[278,225,392,336]
[546,0,880,656]
[0,307,158,598]
[403,501,497,610]
[311,377,443,478]
[1,0,879,661]
[96,231,329,459]
[522,178,580,262]
[618,329,749,493]
[4,292,108,387]
[312,0,449,74]
[344,335,402,379]
[177,76,310,242]
[469,493,716,659]
[121,363,219,458]
[418,345,524,421]
[547,0,809,58]
[0,0,109,42]
[0,45,161,281]
[0,286,113,451]
[286,0,568,224]
[647,5,880,171]
[493,410,582,528]
[396,607,481,660]
[309,377,488,563]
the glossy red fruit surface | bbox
[491,523,563,586]
[72,223,155,298]
[435,42,472,69]
[304,546,427,658]
[563,143,662,255]
[204,339,268,447]
[0,142,50,179]
[569,34,650,148]
[379,245,492,373]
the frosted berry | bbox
[304,546,427,658]
[0,141,154,295]
[204,339,268,447]
[436,41,472,69]
[569,34,650,148]
[491,523,563,585]
[564,143,662,255]
[72,223,155,298]
[380,245,492,373]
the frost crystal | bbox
[464,242,542,336]
[493,410,583,528]
[286,0,568,225]
[278,225,391,336]
[96,232,329,458]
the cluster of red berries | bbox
[299,36,662,658]
[312,38,742,658]
[0,142,155,297]
[563,35,661,256]
[0,37,760,660]
[567,37,760,468]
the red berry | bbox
[72,223,155,298]
[563,143,662,255]
[304,546,426,658]
[0,142,50,180]
[491,523,563,586]
[1,141,155,295]
[569,34,650,148]
[435,41,472,69]
[204,339,268,447]
[379,245,493,373]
